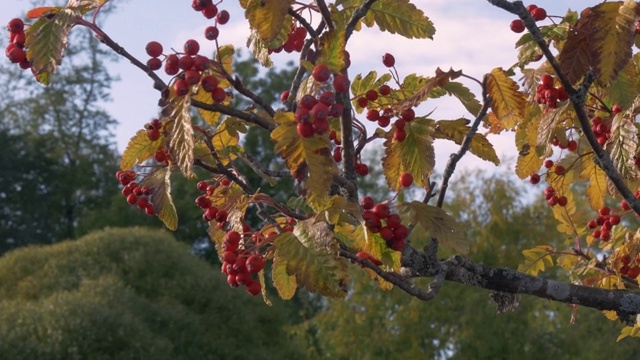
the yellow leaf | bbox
[382,117,435,191]
[120,129,163,171]
[535,101,572,157]
[317,27,346,74]
[602,310,619,321]
[162,87,194,178]
[580,154,607,210]
[212,118,241,166]
[272,259,297,300]
[608,110,639,181]
[433,118,499,165]
[396,68,462,112]
[335,223,401,271]
[518,245,554,276]
[617,325,640,342]
[367,0,435,39]
[244,0,294,43]
[271,112,337,208]
[551,190,578,236]
[486,68,526,130]
[273,222,347,298]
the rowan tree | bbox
[8,0,640,341]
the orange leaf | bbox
[26,6,59,19]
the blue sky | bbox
[5,0,577,173]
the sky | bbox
[4,0,578,177]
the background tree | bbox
[0,227,305,359]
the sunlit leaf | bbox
[382,117,435,191]
[518,245,554,276]
[364,0,435,39]
[536,101,572,157]
[272,258,297,300]
[396,68,462,112]
[120,129,164,171]
[244,0,294,43]
[162,88,194,178]
[580,154,608,210]
[334,223,401,271]
[26,6,60,19]
[608,110,639,181]
[486,68,526,129]
[212,118,241,166]
[25,8,76,84]
[317,26,346,74]
[441,81,482,116]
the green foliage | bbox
[0,227,305,359]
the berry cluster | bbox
[220,230,265,296]
[535,74,568,109]
[590,116,611,146]
[510,4,547,33]
[619,253,640,279]
[360,196,408,251]
[293,64,345,138]
[5,18,30,70]
[115,170,156,216]
[543,186,568,207]
[195,178,231,225]
[191,0,230,24]
[269,25,307,54]
[586,206,621,242]
[144,118,163,141]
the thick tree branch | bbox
[345,0,378,41]
[316,0,334,30]
[337,76,359,201]
[191,99,275,131]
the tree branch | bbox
[316,0,334,30]
[345,0,378,42]
[436,77,491,208]
[191,99,275,131]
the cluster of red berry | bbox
[360,196,408,251]
[195,179,231,225]
[542,186,568,207]
[220,230,265,296]
[144,118,162,141]
[269,25,307,54]
[535,74,568,109]
[619,253,640,279]
[510,4,547,33]
[586,206,621,242]
[358,53,415,143]
[5,18,30,70]
[591,114,615,147]
[115,170,156,216]
[191,0,230,24]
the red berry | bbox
[366,109,380,121]
[280,90,290,103]
[401,108,415,122]
[621,199,631,211]
[356,163,369,176]
[628,266,640,279]
[202,4,219,19]
[204,26,220,40]
[622,254,632,265]
[379,84,391,96]
[555,165,566,175]
[147,129,160,141]
[173,79,190,96]
[201,75,219,93]
[245,280,261,296]
[365,89,378,101]
[127,194,138,205]
[510,19,525,33]
[373,203,390,220]
[399,172,413,187]
[557,196,568,207]
[360,196,375,210]
[333,147,342,162]
[612,104,623,114]
[6,46,25,63]
[312,64,331,82]
[393,225,408,241]
[587,220,597,229]
[529,173,540,184]
[195,195,212,209]
[184,69,201,85]
[145,41,163,58]
[599,207,611,216]
[382,53,395,67]
[217,10,230,25]
[531,7,547,21]
[297,121,314,138]
[147,57,162,71]
[7,18,24,33]
[333,74,349,93]
[377,116,390,128]
[183,39,200,56]
[299,94,318,110]
[246,254,266,273]
[610,215,621,225]
[197,181,208,192]
[179,55,195,70]
[567,140,578,152]
[393,128,407,142]
[540,74,554,88]
[380,227,394,241]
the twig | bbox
[288,9,318,38]
[316,0,334,30]
[339,249,442,301]
[229,75,276,117]
[191,99,275,131]
[436,76,491,208]
[337,75,358,201]
[345,0,378,41]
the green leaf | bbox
[350,71,392,112]
[140,167,178,231]
[120,129,164,171]
[441,81,482,116]
[433,119,499,165]
[317,27,346,74]
[25,8,76,84]
[334,223,401,271]
[518,245,554,276]
[486,68,526,130]
[382,117,435,191]
[162,88,194,178]
[396,68,462,112]
[399,201,468,254]
[366,0,435,39]
[272,259,297,300]
[273,221,347,298]
[244,0,294,43]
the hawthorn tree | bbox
[8,0,640,341]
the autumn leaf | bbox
[350,71,392,112]
[120,129,164,171]
[140,167,178,231]
[536,101,572,157]
[273,221,347,298]
[433,118,499,165]
[272,258,297,300]
[271,112,337,208]
[398,201,468,254]
[162,88,194,178]
[334,223,401,271]
[25,8,76,84]
[247,29,273,67]
[26,6,60,19]
[243,0,293,43]
[357,0,436,39]
[486,68,526,130]
[317,26,346,74]
[579,155,607,210]
[395,68,462,112]
[515,112,543,179]
[441,81,482,116]
[69,0,110,15]
[518,245,554,276]
[608,110,638,181]
[382,117,435,191]
[212,118,241,166]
